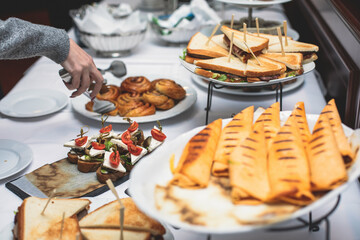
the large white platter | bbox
[0,139,33,180]
[71,77,197,124]
[129,111,360,234]
[0,89,68,118]
[192,74,304,96]
[180,58,315,88]
[215,0,292,8]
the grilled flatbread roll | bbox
[320,99,354,168]
[307,114,348,191]
[291,102,311,144]
[229,122,270,204]
[253,102,281,149]
[268,114,314,206]
[212,106,254,177]
[170,119,222,188]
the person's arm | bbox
[0,17,103,98]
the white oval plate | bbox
[192,74,304,96]
[215,0,292,8]
[129,112,360,234]
[180,58,315,88]
[71,78,197,124]
[0,139,33,180]
[0,89,68,118]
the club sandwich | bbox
[13,196,91,240]
[185,32,228,64]
[221,25,269,63]
[261,52,304,77]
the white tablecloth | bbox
[1,4,359,240]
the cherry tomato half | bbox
[128,121,138,133]
[75,136,88,147]
[109,151,120,167]
[100,124,112,133]
[128,144,143,156]
[91,142,105,150]
[121,131,133,145]
[151,129,167,141]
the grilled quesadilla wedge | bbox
[307,114,348,191]
[212,106,254,177]
[291,102,311,144]
[171,118,222,188]
[320,99,355,168]
[253,102,281,149]
[268,114,314,206]
[229,122,270,204]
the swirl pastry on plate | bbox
[142,90,175,110]
[121,76,152,94]
[96,85,121,101]
[154,79,186,100]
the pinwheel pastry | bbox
[142,90,175,110]
[120,76,152,94]
[153,79,186,100]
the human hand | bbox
[60,39,104,99]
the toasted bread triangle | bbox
[187,32,228,58]
[267,39,319,53]
[246,56,286,77]
[221,25,269,53]
[260,52,303,70]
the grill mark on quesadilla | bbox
[242,154,254,159]
[280,179,301,183]
[321,111,333,114]
[225,138,238,141]
[225,145,237,148]
[311,143,324,150]
[262,113,272,115]
[263,119,272,122]
[313,150,325,155]
[298,121,304,124]
[246,137,257,142]
[273,139,293,144]
[241,161,253,167]
[197,133,210,137]
[264,130,272,133]
[227,125,244,128]
[295,115,302,117]
[277,131,292,134]
[312,127,324,134]
[309,135,323,143]
[276,148,293,152]
[265,136,272,139]
[190,139,207,143]
[278,156,297,160]
[296,107,302,110]
[191,146,204,150]
[241,145,256,151]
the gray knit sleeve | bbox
[0,17,70,64]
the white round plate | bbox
[129,112,360,234]
[192,74,304,96]
[215,0,292,8]
[180,58,315,88]
[0,89,68,118]
[71,77,197,124]
[0,139,33,180]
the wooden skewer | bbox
[243,41,261,66]
[75,233,80,240]
[256,17,260,37]
[80,225,159,236]
[230,14,234,29]
[243,23,247,42]
[106,179,125,240]
[277,27,285,56]
[283,20,288,46]
[206,23,220,46]
[41,189,57,215]
[59,212,65,240]
[228,32,234,63]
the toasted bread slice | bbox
[80,229,151,240]
[302,53,318,64]
[258,33,293,46]
[187,32,228,58]
[211,34,228,49]
[221,25,269,53]
[171,118,222,188]
[267,39,319,53]
[79,198,166,237]
[260,52,303,70]
[194,56,247,77]
[77,159,102,173]
[14,197,90,240]
[246,56,286,77]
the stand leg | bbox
[205,82,214,125]
[279,82,283,111]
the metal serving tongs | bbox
[59,68,116,114]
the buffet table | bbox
[0,4,360,240]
